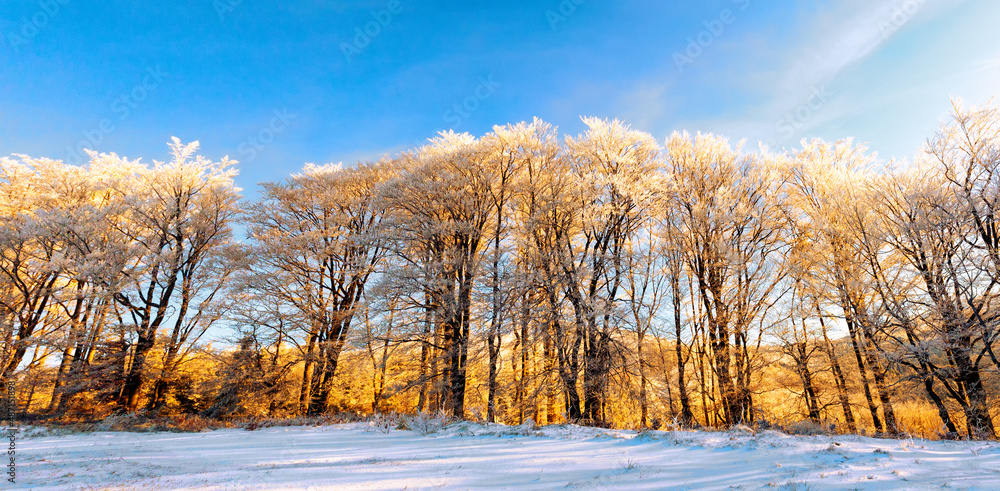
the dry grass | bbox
[20,411,372,435]
[895,401,944,439]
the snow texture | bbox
[12,422,1000,490]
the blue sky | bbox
[1,0,998,195]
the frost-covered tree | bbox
[785,139,899,435]
[664,132,788,425]
[112,139,240,412]
[0,157,77,379]
[381,133,495,419]
[247,161,390,415]
[561,118,659,423]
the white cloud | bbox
[688,0,985,156]
[615,82,673,133]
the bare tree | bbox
[561,118,659,423]
[113,139,240,412]
[381,134,495,418]
[248,161,389,415]
[786,139,899,434]
[664,132,787,425]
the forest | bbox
[1,98,998,440]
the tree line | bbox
[1,100,998,439]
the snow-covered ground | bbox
[12,420,1000,490]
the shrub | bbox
[785,420,833,436]
[400,412,452,435]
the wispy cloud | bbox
[776,1,922,94]
[615,82,673,132]
[688,0,977,153]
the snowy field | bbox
[12,421,1000,490]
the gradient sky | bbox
[2,0,999,196]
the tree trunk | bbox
[841,298,883,433]
[862,325,898,435]
[794,340,820,421]
[950,340,996,438]
[417,293,432,413]
[819,312,856,432]
[638,329,648,427]
[120,332,156,412]
[672,275,694,425]
[298,328,318,415]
